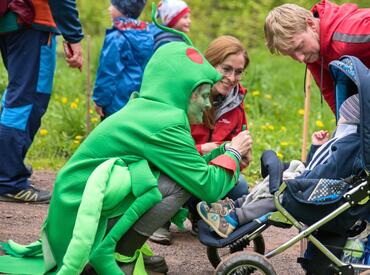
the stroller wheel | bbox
[207,235,265,268]
[215,251,276,275]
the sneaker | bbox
[209,197,235,216]
[0,185,51,203]
[149,226,172,245]
[143,255,169,274]
[197,201,236,238]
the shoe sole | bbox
[196,203,228,238]
[0,196,50,204]
[148,237,171,246]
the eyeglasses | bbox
[218,64,245,79]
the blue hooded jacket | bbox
[93,17,154,116]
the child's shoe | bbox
[209,197,235,215]
[197,201,237,238]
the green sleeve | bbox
[144,125,240,203]
[202,143,226,163]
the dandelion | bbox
[91,117,99,123]
[89,109,94,114]
[61,97,68,104]
[73,140,80,144]
[264,94,272,100]
[280,126,287,132]
[276,151,283,159]
[70,102,78,109]
[40,129,48,136]
[267,124,274,130]
[280,141,289,147]
[75,135,83,140]
[251,90,260,97]
[316,120,324,128]
[298,109,305,115]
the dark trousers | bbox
[0,28,56,194]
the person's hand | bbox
[201,142,221,155]
[94,103,104,117]
[229,130,253,157]
[240,148,252,169]
[312,130,330,145]
[64,42,83,71]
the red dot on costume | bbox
[186,48,203,64]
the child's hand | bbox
[312,130,330,145]
[94,103,105,117]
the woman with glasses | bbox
[149,35,251,244]
[188,35,250,226]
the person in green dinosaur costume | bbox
[0,14,252,275]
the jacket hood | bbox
[311,0,358,59]
[139,42,222,111]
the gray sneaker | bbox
[149,226,172,245]
[0,185,51,204]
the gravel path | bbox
[0,170,304,274]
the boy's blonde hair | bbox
[264,4,313,55]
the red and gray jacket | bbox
[0,0,83,43]
[191,83,248,154]
[308,0,370,114]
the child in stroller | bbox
[197,55,370,274]
[197,93,362,239]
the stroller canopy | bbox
[329,55,370,173]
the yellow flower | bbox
[267,125,274,130]
[261,125,267,130]
[70,102,78,109]
[298,109,305,115]
[89,109,94,114]
[73,140,80,144]
[280,141,289,147]
[91,117,99,123]
[280,126,287,132]
[316,120,324,128]
[75,135,83,140]
[40,129,48,136]
[264,94,272,100]
[74,97,80,103]
[251,90,260,97]
[276,151,283,159]
[61,97,68,104]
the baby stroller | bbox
[197,55,370,274]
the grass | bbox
[0,38,335,182]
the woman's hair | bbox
[205,35,249,69]
[264,4,313,55]
[203,35,249,129]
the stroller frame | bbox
[264,177,370,274]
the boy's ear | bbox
[306,17,318,32]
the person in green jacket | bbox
[0,36,252,275]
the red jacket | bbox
[191,84,248,154]
[308,0,370,114]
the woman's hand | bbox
[311,130,330,145]
[94,103,105,117]
[229,130,253,157]
[201,142,221,155]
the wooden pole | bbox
[301,70,312,162]
[300,69,312,257]
[86,35,91,134]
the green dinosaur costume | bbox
[0,41,241,275]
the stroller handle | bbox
[260,150,284,194]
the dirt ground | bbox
[0,170,304,274]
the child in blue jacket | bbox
[93,0,154,118]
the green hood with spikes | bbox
[139,42,221,111]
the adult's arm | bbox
[145,125,241,203]
[49,0,84,43]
